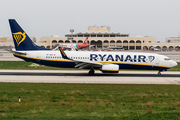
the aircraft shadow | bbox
[0,72,180,77]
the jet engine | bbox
[101,64,119,73]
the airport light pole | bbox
[70,29,74,43]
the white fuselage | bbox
[13,50,177,70]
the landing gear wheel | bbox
[158,71,161,76]
[88,69,95,75]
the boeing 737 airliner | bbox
[9,19,177,75]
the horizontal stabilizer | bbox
[13,51,27,55]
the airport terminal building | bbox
[1,26,180,51]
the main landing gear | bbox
[158,71,161,76]
[88,69,95,75]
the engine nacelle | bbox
[101,64,119,73]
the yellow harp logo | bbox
[12,32,26,46]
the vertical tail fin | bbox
[83,36,89,45]
[9,19,49,51]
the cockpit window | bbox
[164,58,171,61]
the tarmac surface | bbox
[0,70,180,84]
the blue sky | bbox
[1,0,180,42]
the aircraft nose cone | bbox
[172,61,178,67]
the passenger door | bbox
[156,56,159,64]
[36,53,41,63]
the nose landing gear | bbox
[158,69,167,76]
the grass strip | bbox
[0,83,180,119]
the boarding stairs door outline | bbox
[156,56,159,64]
[36,53,41,63]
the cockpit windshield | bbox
[164,58,171,61]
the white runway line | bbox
[0,76,180,84]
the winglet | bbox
[59,47,70,59]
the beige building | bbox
[38,26,180,51]
[1,26,180,51]
[166,37,180,43]
[38,26,151,50]
[0,37,14,46]
[39,36,155,50]
[0,37,36,47]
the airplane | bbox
[150,47,161,51]
[103,46,124,51]
[9,19,177,75]
[57,36,93,50]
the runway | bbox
[0,70,180,84]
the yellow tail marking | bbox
[12,32,26,46]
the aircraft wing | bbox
[59,47,103,69]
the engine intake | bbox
[101,64,119,73]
